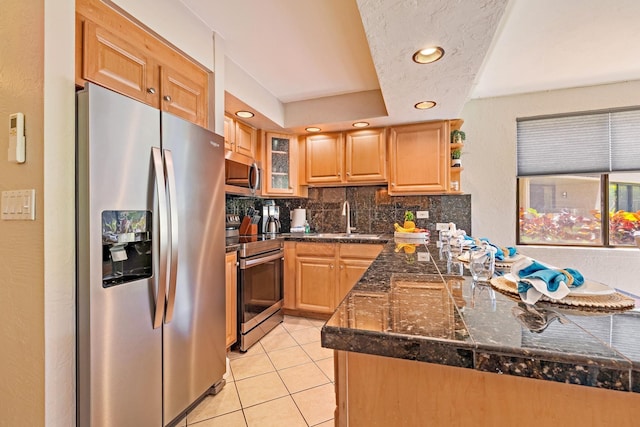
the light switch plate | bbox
[436,223,449,231]
[1,189,35,220]
[416,210,429,219]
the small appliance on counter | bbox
[290,208,306,233]
[225,214,242,237]
[261,200,281,234]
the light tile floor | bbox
[178,315,335,427]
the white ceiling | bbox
[179,0,640,133]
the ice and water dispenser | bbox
[101,210,152,287]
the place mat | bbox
[489,276,636,311]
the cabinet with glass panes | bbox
[264,132,297,196]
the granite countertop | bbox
[321,239,640,394]
[281,232,392,245]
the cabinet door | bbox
[337,244,383,304]
[225,251,238,348]
[305,133,344,183]
[388,122,449,194]
[235,121,258,159]
[83,20,158,107]
[295,255,336,314]
[345,129,387,183]
[337,259,374,305]
[160,64,208,128]
[264,132,295,195]
[224,115,236,151]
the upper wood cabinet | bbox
[305,133,344,184]
[388,121,449,195]
[305,128,386,185]
[223,115,236,151]
[76,1,209,128]
[224,114,257,159]
[345,129,387,183]
[235,121,258,159]
[263,132,299,196]
[159,65,207,127]
[83,20,157,106]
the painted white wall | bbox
[461,80,640,295]
[109,0,214,70]
[225,58,286,127]
[213,33,225,135]
[44,0,76,424]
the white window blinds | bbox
[516,108,640,176]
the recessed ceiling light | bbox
[412,46,444,64]
[235,110,254,118]
[414,101,437,110]
[305,127,321,132]
[352,122,369,128]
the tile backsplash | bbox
[226,186,471,236]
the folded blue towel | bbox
[516,260,584,294]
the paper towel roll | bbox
[291,208,306,227]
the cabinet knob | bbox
[147,87,156,94]
[337,173,341,177]
[391,182,396,187]
[340,265,344,270]
[163,95,172,102]
[330,264,334,269]
[346,172,351,176]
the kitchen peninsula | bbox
[318,238,640,426]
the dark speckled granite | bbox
[272,186,471,235]
[317,238,640,394]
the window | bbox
[518,174,640,246]
[517,107,640,247]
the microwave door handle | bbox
[250,162,260,194]
[151,147,168,329]
[163,149,179,324]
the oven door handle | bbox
[240,250,284,269]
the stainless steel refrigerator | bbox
[76,83,226,426]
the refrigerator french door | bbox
[77,83,226,426]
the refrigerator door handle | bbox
[163,149,179,323]
[151,147,168,330]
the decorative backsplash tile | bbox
[226,186,471,235]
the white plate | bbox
[394,231,429,239]
[503,273,615,296]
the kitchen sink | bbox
[307,233,383,240]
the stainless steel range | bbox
[226,215,284,352]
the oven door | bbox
[238,249,284,333]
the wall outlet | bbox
[436,223,449,231]
[417,252,430,262]
[416,210,429,219]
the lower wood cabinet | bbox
[283,242,383,316]
[225,251,238,348]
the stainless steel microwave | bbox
[225,151,261,196]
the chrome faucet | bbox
[342,201,352,234]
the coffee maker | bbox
[261,201,281,234]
